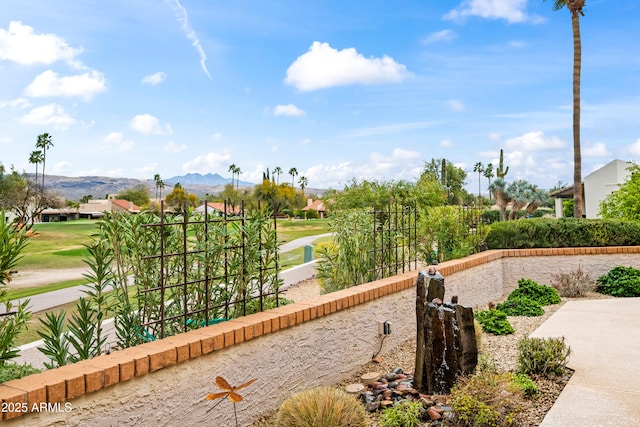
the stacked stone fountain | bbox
[414,268,478,395]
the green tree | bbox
[600,164,640,220]
[545,0,585,218]
[507,180,533,220]
[35,133,54,193]
[116,184,150,207]
[420,158,468,205]
[165,184,198,209]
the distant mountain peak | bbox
[166,172,253,187]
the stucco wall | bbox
[3,247,639,426]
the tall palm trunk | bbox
[570,1,583,218]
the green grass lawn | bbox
[16,221,97,270]
[276,218,330,243]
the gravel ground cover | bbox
[252,279,611,426]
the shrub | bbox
[517,337,571,377]
[596,266,640,297]
[0,362,40,383]
[476,353,498,374]
[450,372,521,427]
[509,279,560,306]
[380,400,422,427]
[496,296,544,317]
[485,218,640,249]
[275,387,367,427]
[511,373,539,397]
[474,310,514,335]
[550,267,596,297]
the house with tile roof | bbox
[301,199,326,218]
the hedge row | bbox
[486,218,640,249]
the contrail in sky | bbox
[165,0,212,79]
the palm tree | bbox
[235,167,242,191]
[29,150,44,191]
[153,174,161,200]
[473,162,484,205]
[524,186,551,216]
[506,180,533,220]
[35,133,54,192]
[545,0,585,218]
[273,166,282,185]
[228,164,238,189]
[298,176,309,196]
[288,167,298,188]
[483,163,495,202]
[489,178,510,221]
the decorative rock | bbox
[345,383,364,394]
[361,372,380,385]
[381,400,394,408]
[366,401,380,412]
[427,408,442,421]
[391,367,404,375]
[384,373,399,381]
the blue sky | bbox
[1,0,639,193]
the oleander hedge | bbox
[486,218,640,249]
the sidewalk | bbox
[530,297,640,427]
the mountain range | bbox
[38,173,254,201]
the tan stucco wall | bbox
[3,247,640,426]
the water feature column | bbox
[414,269,478,395]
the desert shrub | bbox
[511,373,539,397]
[474,310,514,335]
[517,337,571,377]
[304,208,320,219]
[476,353,498,374]
[496,296,544,317]
[509,279,560,306]
[450,372,521,427]
[596,266,640,297]
[380,400,422,427]
[485,218,640,249]
[0,362,40,383]
[550,267,596,297]
[275,387,367,427]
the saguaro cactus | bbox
[496,149,509,179]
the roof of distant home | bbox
[302,200,325,212]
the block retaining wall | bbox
[1,247,639,426]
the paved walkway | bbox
[531,297,640,427]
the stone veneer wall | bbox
[1,247,639,426]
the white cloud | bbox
[163,141,187,152]
[444,0,539,24]
[52,161,72,174]
[300,138,311,145]
[391,148,420,160]
[629,139,640,156]
[211,133,222,141]
[182,152,230,173]
[273,104,306,117]
[0,98,29,109]
[165,0,211,79]
[0,137,11,145]
[102,132,134,152]
[440,139,454,148]
[583,142,611,157]
[489,132,502,142]
[24,70,106,100]
[142,72,167,85]
[422,29,457,44]
[20,103,76,129]
[504,131,565,151]
[0,21,83,67]
[345,121,439,138]
[285,41,410,91]
[446,99,465,112]
[130,114,172,135]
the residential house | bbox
[301,199,326,218]
[551,159,632,219]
